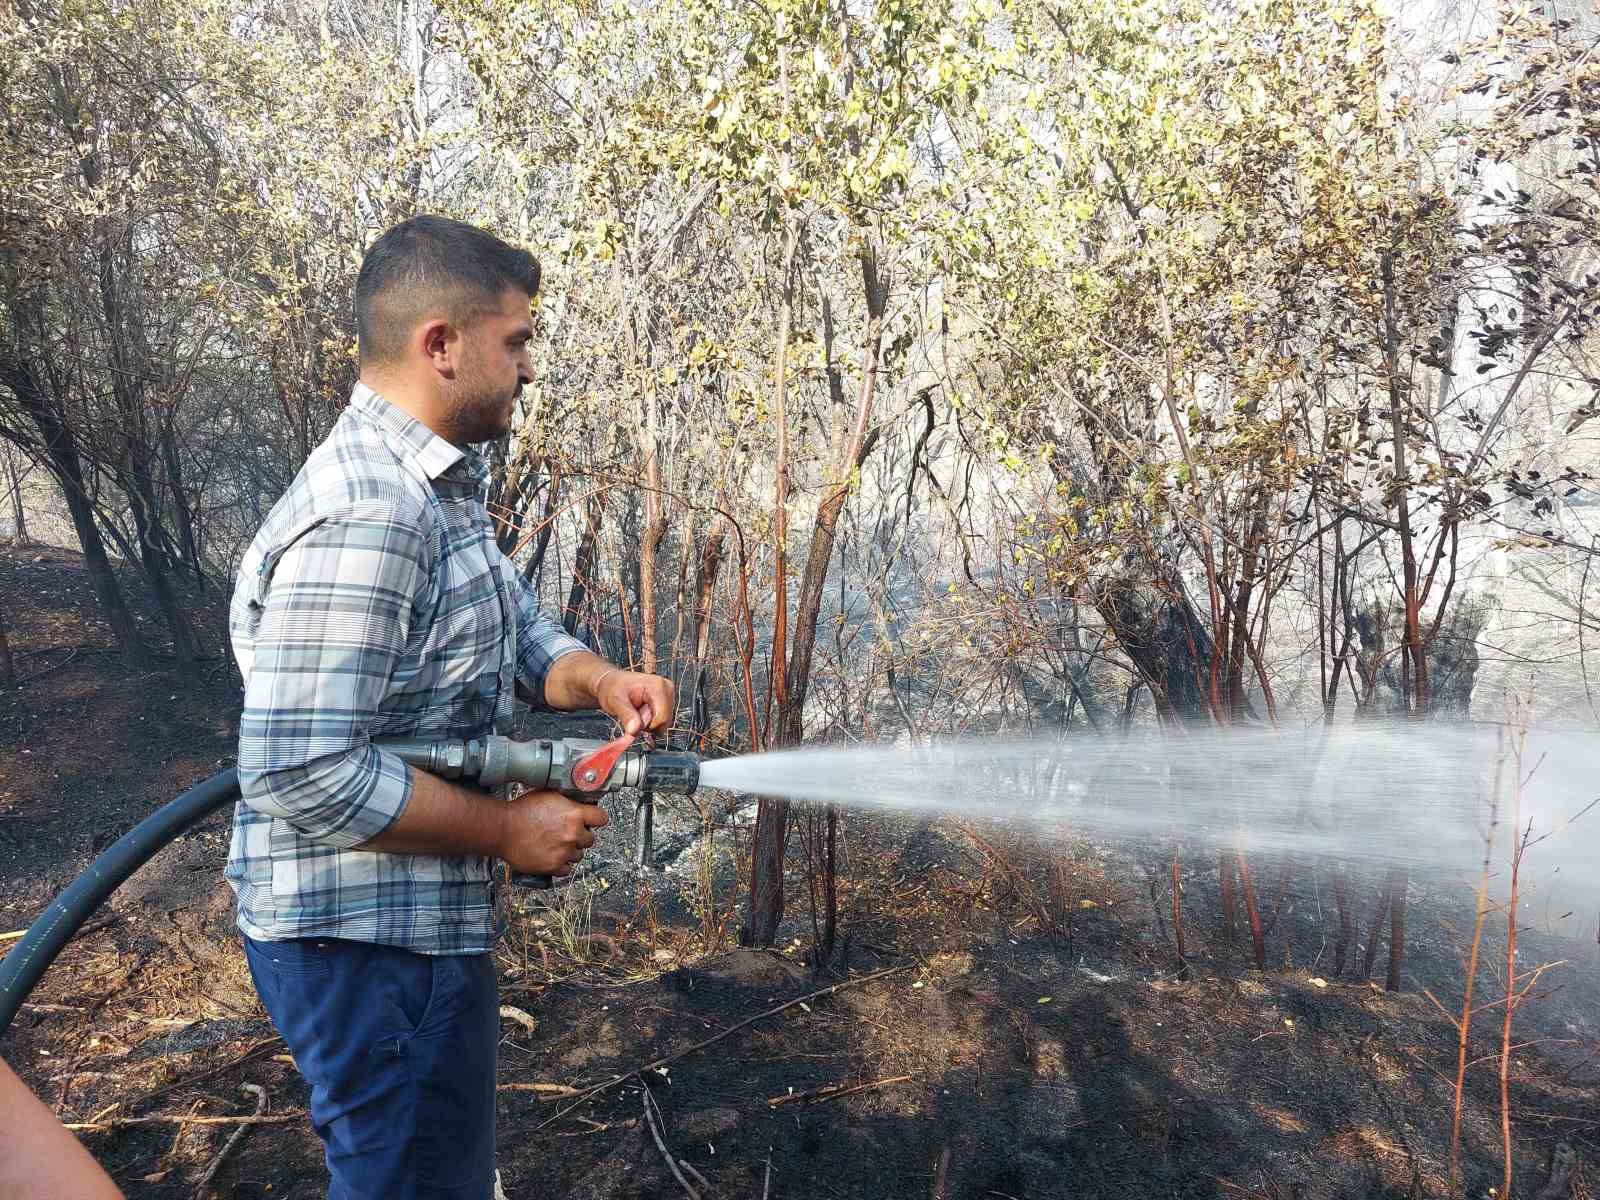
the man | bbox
[228,214,673,1200]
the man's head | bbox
[355,215,539,446]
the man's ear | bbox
[419,318,459,379]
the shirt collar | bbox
[348,382,487,485]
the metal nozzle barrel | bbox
[372,736,480,781]
[376,735,697,796]
[374,735,558,790]
[642,751,699,795]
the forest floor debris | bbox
[2,545,1597,1198]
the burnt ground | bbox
[1,541,1598,1200]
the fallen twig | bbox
[553,1117,638,1138]
[497,1082,581,1097]
[540,963,910,1129]
[124,1037,283,1114]
[192,1084,266,1197]
[642,1087,700,1200]
[499,1005,539,1036]
[157,1099,207,1182]
[677,1159,713,1195]
[65,1110,304,1132]
[87,945,152,1018]
[15,645,80,686]
[767,1074,911,1109]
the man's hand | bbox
[593,668,675,737]
[500,790,610,876]
[544,651,675,737]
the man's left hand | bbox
[594,669,674,737]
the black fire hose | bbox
[0,732,699,1040]
[0,768,241,1040]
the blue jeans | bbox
[243,936,498,1200]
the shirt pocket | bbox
[248,516,332,605]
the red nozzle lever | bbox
[571,734,633,794]
[570,704,654,794]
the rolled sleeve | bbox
[510,566,587,706]
[237,502,427,847]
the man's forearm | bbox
[356,764,608,878]
[541,649,613,711]
[357,767,507,858]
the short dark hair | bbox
[355,215,541,365]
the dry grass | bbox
[496,873,727,989]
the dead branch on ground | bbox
[64,1110,302,1132]
[768,1074,912,1108]
[540,963,911,1128]
[642,1085,701,1200]
[192,1084,266,1198]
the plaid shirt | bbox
[226,383,586,954]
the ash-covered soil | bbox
[2,544,1596,1199]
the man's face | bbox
[443,287,535,445]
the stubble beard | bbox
[445,356,516,445]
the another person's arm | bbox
[0,1055,123,1200]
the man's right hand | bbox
[361,766,609,873]
[499,790,610,877]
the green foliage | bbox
[0,0,1590,724]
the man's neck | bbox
[360,372,453,443]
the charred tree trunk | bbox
[4,450,27,545]
[1333,867,1353,978]
[1219,851,1238,940]
[0,358,144,659]
[747,234,884,949]
[1380,249,1422,991]
[62,478,142,658]
[1095,580,1220,724]
[1170,852,1189,978]
[159,423,204,588]
[123,472,200,661]
[745,220,801,947]
[562,495,602,638]
[1360,885,1391,983]
[635,314,669,673]
[638,449,666,674]
[823,804,838,955]
[487,436,538,555]
[1236,850,1267,970]
[0,594,15,688]
[692,516,726,672]
[1385,865,1408,993]
[1223,507,1268,718]
[96,224,198,662]
[521,472,561,587]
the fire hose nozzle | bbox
[375,734,699,797]
[374,734,699,889]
